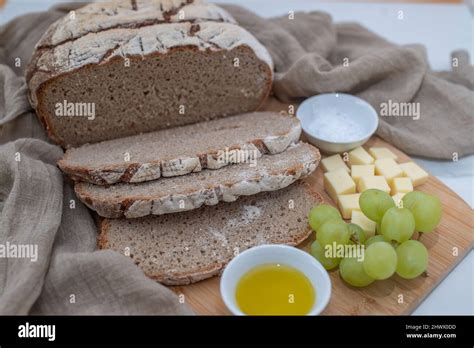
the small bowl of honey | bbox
[220,244,331,316]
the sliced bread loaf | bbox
[59,112,301,185]
[98,181,322,285]
[27,0,273,147]
[75,142,320,218]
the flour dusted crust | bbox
[38,0,237,47]
[26,0,273,148]
[27,0,273,109]
[75,143,321,218]
[98,182,324,286]
[59,115,302,185]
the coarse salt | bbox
[308,106,366,143]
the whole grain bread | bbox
[59,112,301,185]
[27,0,273,147]
[98,181,322,285]
[75,142,320,218]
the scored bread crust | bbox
[98,182,324,286]
[28,22,273,109]
[26,0,253,108]
[35,0,238,48]
[58,113,302,185]
[75,142,321,218]
[26,0,274,148]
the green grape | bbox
[348,223,366,244]
[317,220,350,247]
[402,192,442,233]
[396,240,429,279]
[340,256,375,287]
[310,241,341,270]
[381,207,415,243]
[308,204,342,232]
[363,242,397,280]
[365,235,385,247]
[359,189,395,222]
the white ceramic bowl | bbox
[297,93,378,154]
[220,245,331,316]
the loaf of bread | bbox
[99,181,322,285]
[58,112,301,185]
[27,0,273,147]
[75,142,320,218]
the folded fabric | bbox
[221,4,474,159]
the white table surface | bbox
[1,0,473,315]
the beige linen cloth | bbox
[0,3,472,314]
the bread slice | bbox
[27,0,273,147]
[98,181,323,285]
[75,142,320,218]
[59,112,301,185]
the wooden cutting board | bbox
[170,99,474,315]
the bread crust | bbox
[97,218,110,250]
[58,113,301,185]
[75,143,321,218]
[26,1,274,148]
[26,0,237,86]
[98,183,323,286]
[33,0,237,49]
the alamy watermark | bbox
[216,147,259,167]
[0,241,38,262]
[380,100,420,120]
[55,100,96,120]
[18,322,55,341]
[324,242,365,261]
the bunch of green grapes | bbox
[358,189,437,280]
[360,189,441,243]
[308,204,373,285]
[307,188,441,287]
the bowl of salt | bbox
[296,93,378,154]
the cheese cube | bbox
[324,169,356,203]
[392,192,406,208]
[374,158,403,184]
[399,162,429,187]
[357,176,390,193]
[351,165,375,183]
[348,146,374,166]
[368,147,398,160]
[337,193,361,219]
[321,154,350,173]
[390,177,413,195]
[351,210,376,238]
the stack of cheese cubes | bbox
[322,146,429,237]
